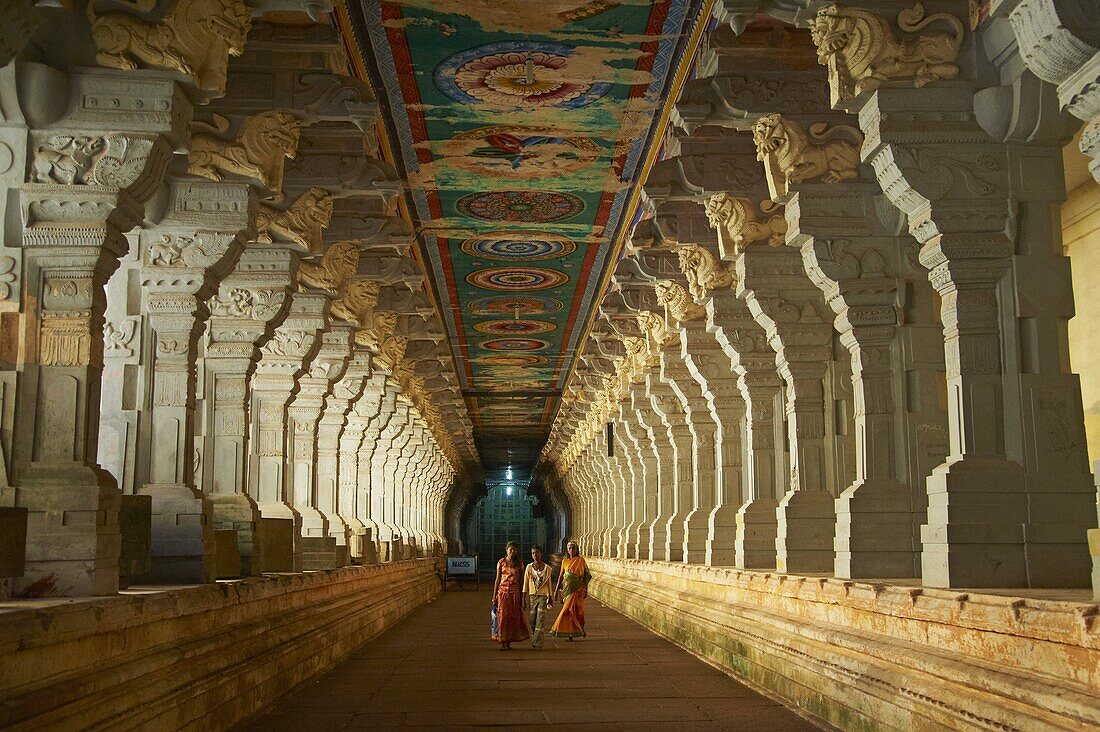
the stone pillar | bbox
[360,383,396,559]
[249,292,327,572]
[738,246,838,573]
[137,180,251,583]
[683,329,745,567]
[618,396,650,559]
[98,234,143,496]
[1003,0,1100,600]
[788,183,948,579]
[319,347,370,563]
[13,69,184,596]
[707,288,783,569]
[630,389,665,560]
[352,379,387,563]
[202,241,295,576]
[647,373,689,561]
[660,332,718,565]
[201,183,331,575]
[290,326,351,562]
[815,0,1097,586]
[372,396,407,559]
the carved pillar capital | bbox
[1006,0,1100,180]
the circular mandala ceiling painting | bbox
[445,126,602,180]
[473,319,557,335]
[456,190,584,223]
[466,266,568,291]
[478,354,549,367]
[468,295,563,315]
[461,231,576,261]
[481,338,551,352]
[434,41,612,110]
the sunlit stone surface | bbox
[1,0,1099,729]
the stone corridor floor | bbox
[246,587,822,731]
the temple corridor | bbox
[3,0,1100,729]
[248,589,818,731]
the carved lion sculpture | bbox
[355,310,399,352]
[673,243,735,303]
[376,334,409,372]
[31,136,104,185]
[88,0,251,93]
[636,309,673,351]
[752,113,862,197]
[704,193,787,257]
[330,278,381,326]
[255,187,334,253]
[621,335,653,381]
[297,241,359,294]
[188,111,302,195]
[811,3,963,101]
[654,280,705,323]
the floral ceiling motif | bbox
[340,0,707,474]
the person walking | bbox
[548,541,591,641]
[491,540,530,650]
[522,545,554,649]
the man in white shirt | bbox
[522,545,554,649]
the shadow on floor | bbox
[244,587,822,731]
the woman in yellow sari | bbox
[549,541,591,640]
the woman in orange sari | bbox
[549,541,591,640]
[492,541,530,650]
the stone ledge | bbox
[589,558,1100,731]
[0,559,443,730]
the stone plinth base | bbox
[0,507,28,587]
[215,530,242,579]
[301,536,339,571]
[735,498,778,570]
[118,495,151,589]
[259,518,295,573]
[210,494,262,577]
[0,559,443,729]
[141,483,214,585]
[589,558,1100,731]
[13,464,120,597]
[834,479,919,580]
[776,490,835,574]
[683,510,709,564]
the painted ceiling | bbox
[339,0,708,479]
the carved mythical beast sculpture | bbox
[31,136,104,185]
[811,3,964,102]
[255,187,334,253]
[188,111,302,195]
[297,241,359,294]
[654,280,705,323]
[673,243,735,303]
[636,309,674,351]
[354,310,399,352]
[87,0,250,93]
[752,113,862,198]
[704,193,787,257]
[330,279,381,326]
[32,134,156,188]
[375,334,409,372]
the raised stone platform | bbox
[589,558,1100,731]
[0,559,442,729]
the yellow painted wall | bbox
[1065,140,1100,466]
